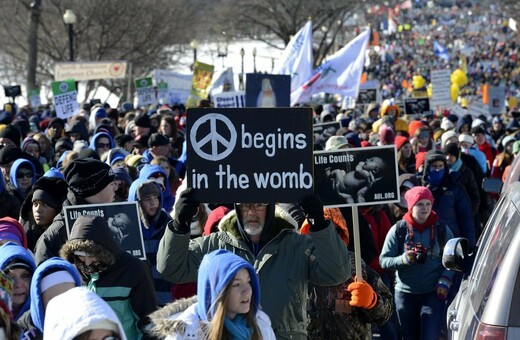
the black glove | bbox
[172,188,200,234]
[300,194,328,231]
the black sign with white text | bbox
[187,107,314,203]
[314,145,399,207]
[404,97,430,116]
[64,202,146,260]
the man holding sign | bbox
[157,107,353,339]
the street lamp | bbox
[239,48,245,90]
[253,47,257,73]
[63,9,76,61]
[217,41,228,68]
[190,39,198,69]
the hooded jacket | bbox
[43,287,127,340]
[157,207,351,340]
[60,216,157,340]
[88,132,115,152]
[147,250,275,339]
[421,151,476,247]
[0,167,20,220]
[26,257,82,336]
[139,164,175,213]
[66,120,89,142]
[6,158,36,204]
[371,100,409,134]
[0,242,36,320]
[20,176,68,252]
[128,178,173,306]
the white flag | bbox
[209,67,235,96]
[275,20,313,92]
[291,28,370,106]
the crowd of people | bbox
[0,2,515,340]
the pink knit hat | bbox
[405,186,434,211]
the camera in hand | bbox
[412,242,427,264]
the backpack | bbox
[395,219,447,255]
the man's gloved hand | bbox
[402,250,416,265]
[347,277,378,309]
[300,194,328,231]
[172,188,200,234]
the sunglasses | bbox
[17,172,33,179]
[96,143,111,149]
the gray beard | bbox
[243,223,264,237]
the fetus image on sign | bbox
[108,213,131,245]
[326,157,386,203]
[257,78,277,107]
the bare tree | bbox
[211,0,360,66]
[0,0,201,99]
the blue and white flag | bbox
[274,20,313,93]
[434,41,450,61]
[291,28,371,106]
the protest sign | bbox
[212,91,245,108]
[187,107,313,203]
[313,121,341,149]
[488,86,506,115]
[156,80,169,105]
[134,77,155,107]
[357,87,378,104]
[245,74,291,107]
[314,145,399,207]
[430,69,452,108]
[154,69,192,104]
[404,97,430,116]
[51,79,79,119]
[55,61,127,81]
[64,202,146,260]
[186,61,214,108]
[28,88,41,108]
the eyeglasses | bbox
[237,203,268,211]
[96,143,111,149]
[102,336,120,340]
[17,172,33,179]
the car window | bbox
[469,200,520,317]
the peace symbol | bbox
[190,113,237,161]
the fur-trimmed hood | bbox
[145,296,198,338]
[60,215,121,270]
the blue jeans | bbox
[394,290,446,340]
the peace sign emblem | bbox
[190,113,237,161]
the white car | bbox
[442,180,520,340]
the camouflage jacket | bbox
[307,252,393,340]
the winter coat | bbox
[20,176,68,252]
[128,178,173,306]
[157,208,351,340]
[60,216,157,340]
[422,157,476,248]
[139,164,175,213]
[0,170,20,220]
[34,190,89,265]
[146,296,275,340]
[308,252,393,340]
[379,219,455,294]
[43,287,127,340]
[6,158,37,206]
[27,257,82,336]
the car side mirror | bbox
[442,238,469,272]
[482,177,502,194]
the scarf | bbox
[224,315,253,340]
[427,168,445,186]
[449,158,462,172]
[403,210,439,233]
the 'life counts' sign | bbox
[187,107,314,203]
